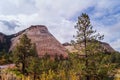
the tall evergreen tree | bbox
[12,34,37,75]
[72,13,104,80]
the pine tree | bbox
[72,13,104,80]
[12,34,37,76]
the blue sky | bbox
[0,0,120,51]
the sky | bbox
[0,0,120,51]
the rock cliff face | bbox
[0,33,6,51]
[63,42,115,53]
[100,42,115,53]
[0,25,68,58]
[0,33,6,43]
[0,33,11,52]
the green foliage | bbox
[0,50,11,65]
[1,51,120,80]
[12,34,38,75]
[72,13,117,80]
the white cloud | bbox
[0,0,97,43]
[0,0,37,15]
[35,0,96,18]
[0,22,15,34]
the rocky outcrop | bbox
[0,25,68,58]
[63,42,115,53]
[63,43,78,53]
[100,42,115,53]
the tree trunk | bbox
[33,73,36,80]
[86,75,90,80]
[22,62,25,75]
[84,29,89,80]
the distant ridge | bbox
[63,41,115,53]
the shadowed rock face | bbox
[0,33,11,52]
[0,33,6,51]
[0,33,6,43]
[8,25,68,58]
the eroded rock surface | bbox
[1,25,68,58]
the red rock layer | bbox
[10,25,68,58]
